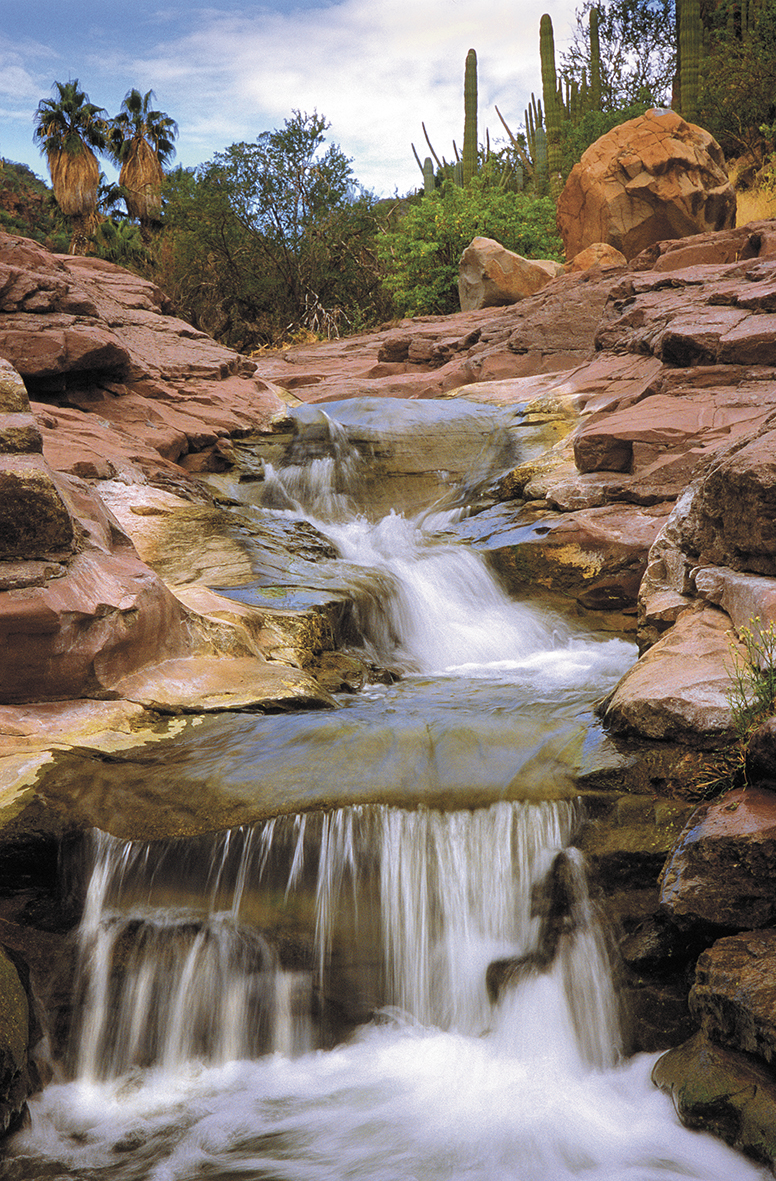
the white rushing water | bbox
[9,804,767,1181]
[5,407,769,1179]
[258,406,632,682]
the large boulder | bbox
[602,604,743,745]
[557,110,736,262]
[458,237,563,311]
[691,928,776,1063]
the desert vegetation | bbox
[6,0,776,345]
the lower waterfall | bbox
[7,804,767,1181]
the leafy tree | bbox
[560,0,676,110]
[377,176,563,317]
[33,79,107,253]
[108,89,178,237]
[698,0,776,160]
[210,111,360,320]
[153,116,392,349]
[0,159,70,251]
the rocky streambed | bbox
[2,225,776,1172]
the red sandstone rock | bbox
[557,111,735,262]
[660,787,776,928]
[565,243,627,272]
[603,604,743,745]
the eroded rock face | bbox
[458,237,563,311]
[691,928,776,1063]
[0,944,31,1135]
[653,1031,776,1169]
[557,110,736,262]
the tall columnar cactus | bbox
[590,7,602,111]
[534,125,549,196]
[463,48,478,185]
[423,156,435,194]
[540,14,564,201]
[677,0,701,123]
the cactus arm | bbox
[495,105,534,176]
[422,122,445,172]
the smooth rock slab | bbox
[110,656,336,713]
[659,787,776,929]
[603,605,741,745]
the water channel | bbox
[5,400,768,1180]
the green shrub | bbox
[377,176,563,318]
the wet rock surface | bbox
[659,787,776,931]
[653,1031,776,1168]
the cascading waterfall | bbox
[6,404,769,1180]
[68,800,613,1083]
[9,803,767,1181]
[259,407,620,679]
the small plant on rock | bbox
[694,616,776,799]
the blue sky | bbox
[1,0,579,197]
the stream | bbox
[5,401,768,1180]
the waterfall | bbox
[7,403,766,1180]
[66,800,621,1084]
[258,405,629,680]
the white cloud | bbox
[0,0,581,195]
[112,0,581,194]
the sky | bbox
[0,0,580,199]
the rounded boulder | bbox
[557,110,736,263]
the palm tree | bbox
[33,80,107,253]
[108,89,178,238]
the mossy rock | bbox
[653,1031,776,1169]
[0,944,30,1135]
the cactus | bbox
[422,122,444,172]
[677,0,701,122]
[463,48,478,185]
[540,14,564,200]
[590,7,602,111]
[453,160,464,187]
[495,105,534,178]
[534,125,549,196]
[423,156,435,194]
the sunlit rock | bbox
[458,236,563,311]
[659,787,776,930]
[558,110,735,262]
[602,605,742,745]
